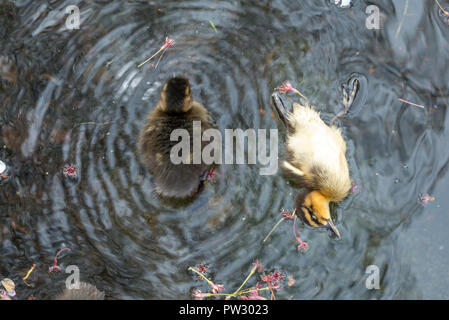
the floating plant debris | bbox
[189,260,285,300]
[351,181,361,194]
[263,209,308,253]
[276,81,307,100]
[1,278,15,297]
[194,263,209,280]
[206,169,217,182]
[49,248,71,273]
[293,215,309,253]
[189,266,224,295]
[263,209,294,243]
[398,98,425,109]
[23,264,36,286]
[63,164,78,178]
[0,290,12,300]
[138,37,175,68]
[209,20,218,32]
[435,0,449,16]
[418,194,435,206]
[287,275,295,287]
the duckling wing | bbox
[284,104,351,201]
[138,117,213,198]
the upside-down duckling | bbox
[138,77,215,198]
[271,93,352,238]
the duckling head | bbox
[296,189,341,239]
[160,77,193,114]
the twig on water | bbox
[263,208,308,252]
[398,98,425,109]
[263,209,295,243]
[138,37,175,68]
[263,217,286,243]
[230,263,258,297]
[73,120,113,130]
[190,260,284,300]
[188,267,224,294]
[78,121,113,126]
[395,0,409,38]
[23,264,36,287]
[23,264,36,281]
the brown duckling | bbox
[54,282,105,300]
[138,77,215,198]
[271,93,352,238]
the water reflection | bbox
[0,0,448,299]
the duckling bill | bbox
[272,93,351,238]
[138,77,215,198]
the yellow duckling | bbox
[138,77,214,198]
[271,93,352,238]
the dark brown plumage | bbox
[138,77,215,198]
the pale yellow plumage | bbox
[272,94,351,238]
[283,103,351,202]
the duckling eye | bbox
[305,206,317,220]
[309,205,317,219]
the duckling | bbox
[138,77,215,198]
[271,93,352,238]
[54,282,105,300]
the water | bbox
[0,0,448,300]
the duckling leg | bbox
[330,78,359,125]
[343,78,359,114]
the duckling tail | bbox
[271,93,288,127]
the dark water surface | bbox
[1,0,449,299]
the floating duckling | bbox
[54,282,105,300]
[271,93,352,238]
[138,77,215,198]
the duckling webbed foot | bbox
[330,78,359,125]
